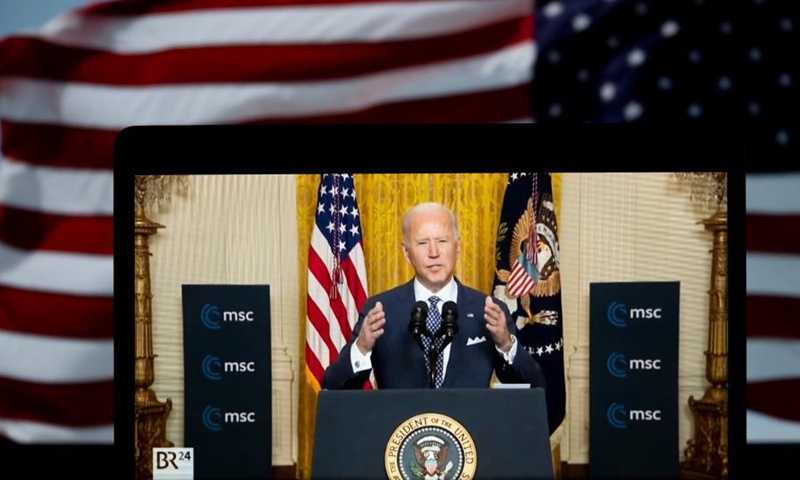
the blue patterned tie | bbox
[422,296,445,388]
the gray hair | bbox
[402,202,460,244]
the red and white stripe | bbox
[305,226,368,385]
[507,259,535,297]
[0,154,113,442]
[0,0,534,442]
[746,171,800,443]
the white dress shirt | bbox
[350,277,518,376]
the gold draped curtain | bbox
[296,173,562,478]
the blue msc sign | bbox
[183,285,271,480]
[590,282,678,479]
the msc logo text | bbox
[202,405,257,431]
[201,303,255,329]
[606,352,662,378]
[202,355,256,381]
[606,301,663,327]
[606,402,662,429]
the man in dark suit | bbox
[322,202,546,390]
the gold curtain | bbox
[296,173,562,479]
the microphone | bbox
[408,301,429,352]
[439,301,459,346]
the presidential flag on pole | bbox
[305,174,371,390]
[492,172,566,439]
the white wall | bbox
[560,172,713,463]
[147,174,300,465]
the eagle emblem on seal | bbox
[410,436,454,479]
[494,193,561,322]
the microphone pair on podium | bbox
[408,301,459,388]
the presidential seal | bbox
[385,413,477,480]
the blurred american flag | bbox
[0,0,534,443]
[746,171,800,443]
[0,0,797,448]
[531,0,799,444]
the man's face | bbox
[402,209,461,293]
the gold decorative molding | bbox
[673,172,727,216]
[677,172,728,480]
[134,176,187,479]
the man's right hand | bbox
[356,301,386,355]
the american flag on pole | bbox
[0,0,534,443]
[305,174,370,390]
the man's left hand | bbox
[484,296,512,352]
